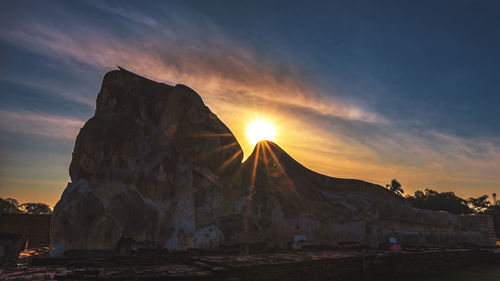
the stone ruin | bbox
[50,68,496,255]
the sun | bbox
[246,119,275,145]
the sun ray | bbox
[244,142,261,232]
[262,141,296,193]
[214,149,242,175]
[261,142,271,174]
[191,132,234,137]
[250,143,261,189]
[199,141,239,159]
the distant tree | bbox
[467,195,491,214]
[405,189,473,215]
[493,193,498,206]
[5,198,20,207]
[386,179,404,195]
[414,190,425,198]
[0,198,22,214]
[20,203,53,215]
[0,197,53,215]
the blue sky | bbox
[0,0,499,206]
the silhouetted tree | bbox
[5,198,20,208]
[467,195,491,214]
[0,197,52,215]
[405,189,473,215]
[20,203,53,215]
[0,198,23,214]
[386,179,404,195]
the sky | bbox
[0,0,499,207]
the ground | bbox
[400,263,500,281]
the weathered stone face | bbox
[231,141,463,249]
[51,69,495,255]
[52,69,242,253]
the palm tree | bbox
[386,179,404,195]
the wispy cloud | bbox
[0,75,95,107]
[85,0,158,27]
[0,4,384,125]
[0,109,84,140]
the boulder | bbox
[52,69,242,253]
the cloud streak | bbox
[0,109,84,140]
[0,75,96,107]
[0,3,385,126]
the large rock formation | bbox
[51,68,496,255]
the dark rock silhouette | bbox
[52,69,241,254]
[51,68,496,255]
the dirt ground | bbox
[400,263,500,281]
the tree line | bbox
[1,181,498,217]
[0,197,52,215]
[386,179,499,215]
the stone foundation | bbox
[0,214,51,248]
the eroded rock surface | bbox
[52,69,242,253]
[51,69,495,255]
[232,141,496,248]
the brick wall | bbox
[493,207,500,238]
[0,214,51,248]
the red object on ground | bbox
[390,243,402,253]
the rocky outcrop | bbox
[224,141,494,248]
[51,69,242,254]
[51,68,495,255]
